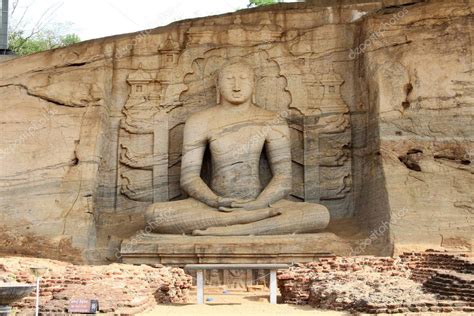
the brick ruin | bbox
[1,251,473,314]
[278,251,474,314]
[0,257,191,315]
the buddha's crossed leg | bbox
[144,198,281,234]
[192,199,330,236]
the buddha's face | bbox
[218,63,254,105]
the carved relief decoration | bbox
[186,14,283,47]
[118,36,185,203]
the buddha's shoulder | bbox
[185,106,219,123]
[253,106,287,121]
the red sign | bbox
[68,299,99,314]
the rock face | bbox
[356,0,473,256]
[0,0,472,263]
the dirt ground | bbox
[139,290,471,316]
[139,291,348,316]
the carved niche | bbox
[116,26,353,218]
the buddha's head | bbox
[217,60,255,106]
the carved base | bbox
[120,232,353,265]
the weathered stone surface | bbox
[0,0,472,263]
[355,0,473,254]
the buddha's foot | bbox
[192,209,281,236]
[191,229,212,236]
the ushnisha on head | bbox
[216,60,256,106]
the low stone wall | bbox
[277,251,474,314]
[0,257,192,314]
[401,252,474,282]
[423,270,474,302]
[401,252,474,303]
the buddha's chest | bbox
[207,124,266,158]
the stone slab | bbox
[185,264,289,270]
[120,232,353,265]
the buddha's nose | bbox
[233,81,241,92]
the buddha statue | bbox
[145,60,330,236]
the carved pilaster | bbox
[300,64,352,211]
[303,115,321,203]
[152,112,169,202]
[316,65,352,204]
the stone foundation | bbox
[120,232,353,265]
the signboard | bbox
[68,299,99,314]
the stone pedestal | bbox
[120,232,353,265]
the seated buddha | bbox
[145,60,330,236]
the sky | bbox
[9,0,259,41]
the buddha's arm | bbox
[179,115,220,208]
[257,120,292,205]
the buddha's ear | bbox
[251,73,257,104]
[216,77,221,104]
[216,88,221,104]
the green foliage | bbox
[60,34,81,46]
[248,0,278,7]
[8,30,81,56]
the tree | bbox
[248,0,278,8]
[8,29,81,56]
[8,0,81,56]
